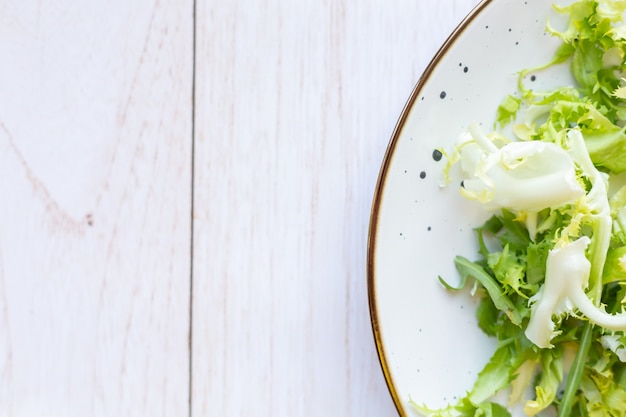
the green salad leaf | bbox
[416,1,626,416]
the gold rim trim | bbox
[366,1,493,415]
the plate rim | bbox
[366,1,494,415]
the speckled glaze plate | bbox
[367,0,569,415]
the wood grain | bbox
[192,1,481,416]
[0,1,482,415]
[0,1,193,415]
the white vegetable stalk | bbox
[460,123,585,212]
[525,236,626,348]
[565,129,611,301]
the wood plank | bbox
[192,1,480,415]
[0,1,193,415]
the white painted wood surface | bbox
[0,0,480,415]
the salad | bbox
[413,1,626,416]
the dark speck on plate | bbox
[440,91,447,99]
[419,171,426,179]
[432,149,443,161]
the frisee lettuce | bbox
[417,1,626,416]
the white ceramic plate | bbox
[368,0,572,415]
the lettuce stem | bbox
[557,321,593,417]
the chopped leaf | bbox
[415,1,626,416]
[496,95,522,127]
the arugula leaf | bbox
[476,296,499,337]
[469,343,516,405]
[440,256,523,327]
[526,241,551,285]
[498,210,532,253]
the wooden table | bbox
[0,0,480,415]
